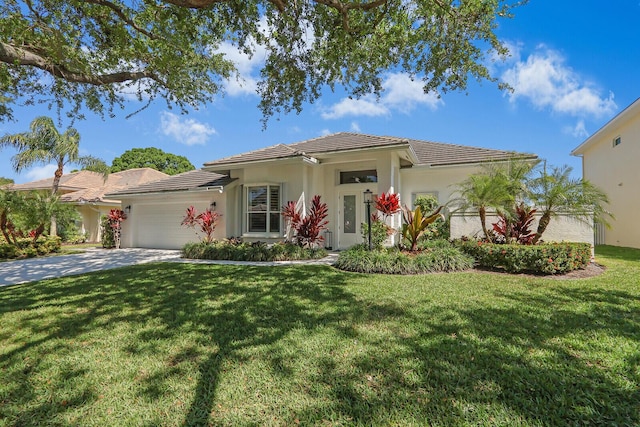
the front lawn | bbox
[1,246,639,426]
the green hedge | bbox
[455,239,591,274]
[182,241,328,262]
[334,241,474,274]
[0,236,62,260]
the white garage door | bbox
[133,203,200,249]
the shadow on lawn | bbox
[0,263,639,425]
[596,244,640,262]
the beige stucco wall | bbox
[576,112,640,248]
[450,213,594,246]
[76,204,118,242]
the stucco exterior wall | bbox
[577,111,640,248]
[450,213,594,246]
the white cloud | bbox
[321,97,389,120]
[159,112,216,146]
[563,120,589,138]
[320,128,332,136]
[350,122,361,132]
[25,164,58,181]
[501,46,616,118]
[321,72,442,120]
[382,73,442,113]
[217,42,265,96]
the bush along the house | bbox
[334,239,473,274]
[182,240,327,262]
[455,239,591,274]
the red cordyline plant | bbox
[107,209,127,249]
[492,203,537,245]
[281,195,329,248]
[375,192,401,218]
[181,206,222,243]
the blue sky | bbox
[2,1,639,184]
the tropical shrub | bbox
[401,205,444,251]
[101,215,115,248]
[375,192,401,217]
[492,203,536,244]
[281,195,329,248]
[107,209,127,249]
[182,240,327,262]
[455,238,591,274]
[181,206,221,243]
[334,240,473,274]
[0,236,61,260]
[360,215,392,250]
[414,195,450,240]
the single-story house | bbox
[571,97,640,249]
[10,168,168,241]
[108,132,542,250]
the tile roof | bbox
[9,170,107,192]
[9,168,169,203]
[406,139,535,166]
[204,132,536,168]
[106,169,236,197]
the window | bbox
[340,169,377,184]
[246,185,281,234]
[613,136,622,147]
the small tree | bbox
[181,206,222,243]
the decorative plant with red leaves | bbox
[181,206,222,243]
[281,200,301,242]
[375,192,401,218]
[492,203,537,245]
[282,195,329,248]
[107,209,127,249]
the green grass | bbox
[1,245,639,426]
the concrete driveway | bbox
[0,248,182,286]
[0,248,338,287]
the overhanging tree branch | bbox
[0,42,163,86]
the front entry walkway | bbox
[0,248,338,286]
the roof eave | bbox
[571,97,640,156]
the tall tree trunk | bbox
[479,206,489,241]
[532,211,551,245]
[49,160,64,237]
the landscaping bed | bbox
[334,239,474,274]
[182,240,328,262]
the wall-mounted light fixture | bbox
[210,201,217,211]
[124,205,131,214]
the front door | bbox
[338,191,366,249]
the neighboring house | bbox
[10,168,168,241]
[571,97,640,249]
[108,132,538,250]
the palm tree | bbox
[483,157,538,243]
[451,173,510,241]
[528,164,612,245]
[0,116,108,235]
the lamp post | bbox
[363,189,373,251]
